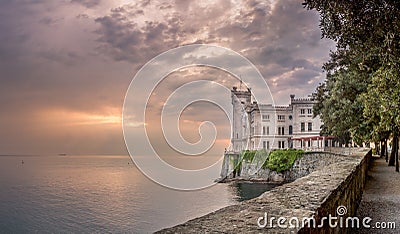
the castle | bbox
[229,86,334,153]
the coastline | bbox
[157,149,372,233]
[218,177,285,184]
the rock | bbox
[270,171,285,183]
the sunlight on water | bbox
[0,155,276,232]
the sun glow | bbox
[40,109,122,126]
[79,114,122,125]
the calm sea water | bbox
[0,155,278,233]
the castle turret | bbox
[231,87,251,153]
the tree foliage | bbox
[303,0,400,171]
[313,68,371,145]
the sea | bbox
[0,155,278,233]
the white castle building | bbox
[230,86,334,153]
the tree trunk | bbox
[396,134,399,172]
[375,141,379,155]
[385,139,388,162]
[389,134,396,166]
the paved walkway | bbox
[355,156,400,233]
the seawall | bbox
[222,149,366,183]
[157,148,372,233]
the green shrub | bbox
[237,149,269,170]
[240,150,256,162]
[263,149,304,172]
[239,149,269,163]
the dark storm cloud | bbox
[94,6,182,64]
[76,13,90,19]
[70,0,102,8]
[247,0,327,69]
[93,0,334,103]
[93,0,237,64]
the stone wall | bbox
[220,152,239,179]
[284,152,355,181]
[158,148,372,233]
[324,147,367,155]
[225,150,357,183]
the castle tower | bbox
[231,86,251,153]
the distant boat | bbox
[58,153,67,156]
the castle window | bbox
[277,127,285,135]
[300,109,305,115]
[278,141,285,149]
[308,122,312,131]
[263,141,266,149]
[277,115,285,121]
[289,115,293,120]
[308,109,312,115]
[278,127,280,135]
[267,126,270,135]
[262,126,266,135]
[289,125,293,135]
[301,122,305,132]
[262,114,270,121]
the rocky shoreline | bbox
[218,151,356,184]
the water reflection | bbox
[0,155,236,233]
[231,182,280,202]
[0,155,280,232]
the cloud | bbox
[0,0,335,154]
[39,16,64,26]
[76,13,90,19]
[93,0,334,103]
[94,5,181,64]
[70,0,102,8]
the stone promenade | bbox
[355,156,400,233]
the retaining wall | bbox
[158,148,372,233]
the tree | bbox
[313,54,374,146]
[304,0,400,171]
[363,65,400,171]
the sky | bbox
[0,0,335,156]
